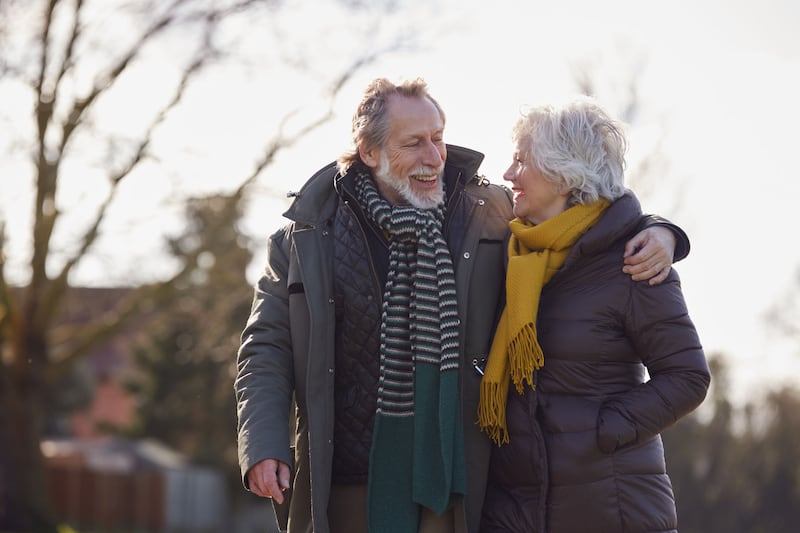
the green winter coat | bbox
[235,145,513,532]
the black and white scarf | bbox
[355,172,466,532]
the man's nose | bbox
[422,140,444,166]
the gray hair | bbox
[513,97,627,205]
[337,77,446,175]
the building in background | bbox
[40,287,230,532]
[43,437,227,532]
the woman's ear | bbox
[557,178,572,197]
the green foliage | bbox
[664,355,800,533]
[117,195,254,502]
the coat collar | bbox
[565,190,642,268]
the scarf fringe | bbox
[478,323,544,446]
[509,322,544,393]
[478,379,510,445]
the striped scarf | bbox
[356,173,466,533]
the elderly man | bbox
[234,77,687,533]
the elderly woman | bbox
[478,98,710,533]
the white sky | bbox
[2,0,800,400]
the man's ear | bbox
[360,146,379,169]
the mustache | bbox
[410,166,444,177]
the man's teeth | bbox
[413,175,436,182]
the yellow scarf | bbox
[478,200,610,445]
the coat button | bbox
[463,252,471,259]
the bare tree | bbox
[0,0,414,530]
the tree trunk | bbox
[0,342,58,532]
[0,375,28,531]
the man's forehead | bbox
[387,96,444,136]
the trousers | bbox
[328,483,464,533]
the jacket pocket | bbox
[597,405,637,453]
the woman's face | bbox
[503,138,570,224]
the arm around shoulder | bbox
[636,214,691,262]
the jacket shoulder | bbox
[462,176,513,241]
[282,162,340,224]
[466,175,513,212]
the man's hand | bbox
[622,226,676,285]
[247,458,291,504]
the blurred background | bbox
[1,0,799,532]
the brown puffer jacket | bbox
[480,191,710,533]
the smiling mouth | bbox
[412,174,438,183]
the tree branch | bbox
[39,43,214,330]
[29,0,61,293]
[52,0,83,95]
[35,0,59,147]
[235,50,384,196]
[46,194,236,381]
[47,281,175,382]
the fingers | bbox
[623,227,675,284]
[622,243,669,281]
[648,266,671,286]
[624,258,666,280]
[623,233,645,260]
[622,244,659,275]
[247,459,290,504]
[624,259,671,284]
[624,236,660,265]
[246,461,272,498]
[277,461,291,492]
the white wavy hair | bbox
[512,96,627,205]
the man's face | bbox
[361,95,447,209]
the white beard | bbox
[373,151,445,210]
